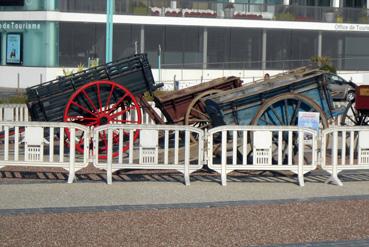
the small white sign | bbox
[298,112,320,131]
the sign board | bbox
[298,112,320,131]
[298,112,320,144]
[0,0,24,6]
[6,33,23,65]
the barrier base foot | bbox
[325,175,343,186]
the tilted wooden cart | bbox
[203,66,355,163]
[26,53,242,157]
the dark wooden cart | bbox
[204,66,345,129]
[340,85,369,126]
[151,76,242,130]
[25,53,242,156]
[26,54,162,158]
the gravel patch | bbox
[1,200,369,247]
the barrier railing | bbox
[0,121,90,183]
[93,124,204,185]
[0,104,28,131]
[207,126,318,186]
[1,121,368,187]
[322,126,369,186]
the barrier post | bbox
[68,128,76,183]
[107,129,113,184]
[184,130,190,185]
[325,130,343,186]
[298,131,304,187]
[221,130,227,186]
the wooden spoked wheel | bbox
[340,101,369,126]
[185,90,222,142]
[251,93,328,164]
[64,80,142,159]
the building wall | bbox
[1,10,369,88]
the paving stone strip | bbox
[1,194,369,216]
[265,238,369,247]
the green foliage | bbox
[336,15,343,23]
[62,68,74,76]
[359,15,369,24]
[77,63,85,72]
[275,12,295,21]
[310,56,337,73]
[0,94,27,104]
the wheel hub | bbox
[99,115,109,125]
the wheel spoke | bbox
[290,100,301,125]
[259,114,274,125]
[190,108,210,119]
[66,116,97,121]
[82,89,98,112]
[100,131,108,149]
[105,84,115,110]
[110,106,136,120]
[284,99,289,125]
[188,118,209,123]
[96,83,103,110]
[347,115,357,124]
[71,101,97,117]
[107,93,129,115]
[113,119,140,124]
[86,121,98,126]
[270,104,284,125]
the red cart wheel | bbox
[63,80,142,159]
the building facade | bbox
[0,0,369,88]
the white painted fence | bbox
[322,126,369,186]
[0,104,28,131]
[94,124,204,185]
[207,126,318,186]
[0,121,89,183]
[1,120,369,187]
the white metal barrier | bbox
[207,126,318,186]
[322,126,369,186]
[0,104,28,131]
[0,121,90,183]
[126,101,166,124]
[94,124,204,185]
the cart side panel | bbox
[206,75,333,126]
[26,54,157,122]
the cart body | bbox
[153,76,242,124]
[205,67,341,127]
[26,54,160,122]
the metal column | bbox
[318,31,322,58]
[203,27,208,70]
[262,29,267,71]
[106,0,115,63]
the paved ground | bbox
[1,168,369,246]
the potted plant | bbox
[223,2,234,18]
[275,12,295,21]
[336,15,343,23]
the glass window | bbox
[0,21,58,66]
[207,27,230,69]
[144,25,164,68]
[144,25,203,69]
[208,27,262,69]
[290,0,330,6]
[59,0,106,13]
[113,24,141,60]
[59,22,106,67]
[323,31,369,70]
[266,30,319,69]
[343,0,366,8]
[0,0,56,11]
[229,28,262,69]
